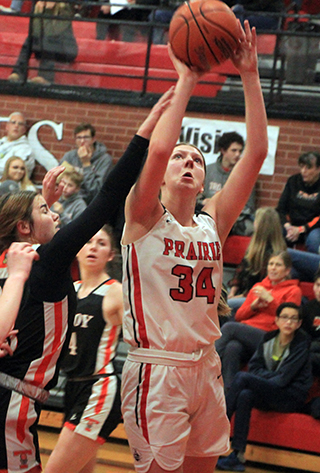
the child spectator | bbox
[217,302,312,472]
[1,156,37,191]
[216,251,302,391]
[52,169,87,227]
[302,268,320,376]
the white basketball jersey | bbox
[122,210,222,353]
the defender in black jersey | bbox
[0,89,174,473]
[45,225,123,473]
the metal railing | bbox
[0,3,320,119]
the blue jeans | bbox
[288,248,320,281]
[232,4,280,31]
[10,0,23,11]
[305,227,320,253]
[215,322,265,391]
[226,371,306,452]
[149,9,174,44]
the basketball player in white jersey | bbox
[121,21,268,473]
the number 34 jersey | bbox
[122,209,223,354]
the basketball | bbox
[169,0,240,71]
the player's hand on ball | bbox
[232,20,258,74]
[168,43,205,82]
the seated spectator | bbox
[0,112,35,179]
[1,156,37,191]
[8,1,78,85]
[52,168,87,227]
[200,131,255,236]
[301,268,320,377]
[217,302,312,472]
[216,251,302,391]
[61,123,113,204]
[228,207,287,314]
[231,0,285,31]
[276,151,320,253]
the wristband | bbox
[298,226,304,234]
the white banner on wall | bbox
[180,117,279,176]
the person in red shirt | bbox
[216,251,302,391]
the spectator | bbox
[228,207,287,314]
[216,251,302,391]
[52,169,87,227]
[61,123,113,204]
[8,1,78,85]
[1,156,37,191]
[201,131,255,236]
[276,151,320,253]
[0,112,35,179]
[231,0,285,31]
[301,268,320,376]
[217,302,312,472]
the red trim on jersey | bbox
[98,324,118,375]
[64,421,77,431]
[140,364,151,443]
[95,376,110,415]
[131,244,149,348]
[17,397,30,443]
[33,301,64,386]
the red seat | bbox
[223,235,251,266]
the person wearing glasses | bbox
[61,122,113,204]
[0,112,35,179]
[216,251,302,392]
[217,301,312,472]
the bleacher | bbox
[0,4,280,97]
[3,0,320,119]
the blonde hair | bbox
[245,207,287,275]
[2,156,35,191]
[58,169,83,189]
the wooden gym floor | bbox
[39,425,305,473]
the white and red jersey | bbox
[122,210,223,354]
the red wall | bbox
[2,94,320,209]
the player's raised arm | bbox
[123,47,202,243]
[204,20,268,245]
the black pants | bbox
[13,37,55,81]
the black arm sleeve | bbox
[41,134,149,275]
[276,180,291,226]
